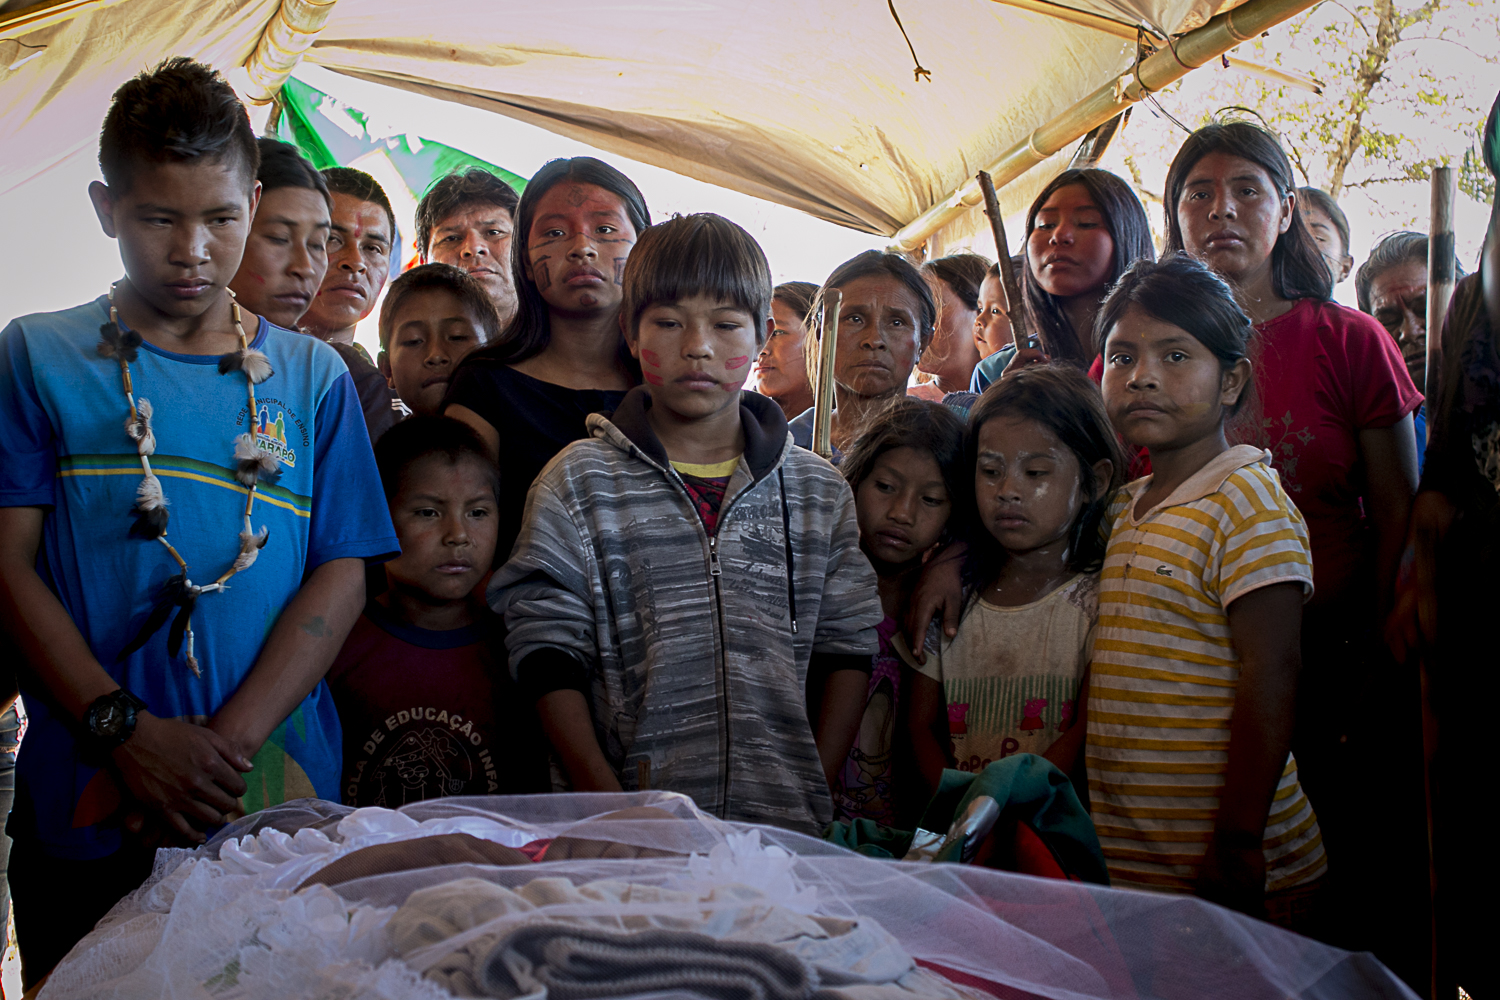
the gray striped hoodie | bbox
[490,388,882,835]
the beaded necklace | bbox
[99,285,278,677]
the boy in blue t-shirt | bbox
[0,58,397,985]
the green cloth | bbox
[826,754,1108,885]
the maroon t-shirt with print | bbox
[327,603,537,807]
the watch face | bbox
[95,703,124,737]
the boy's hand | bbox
[111,712,253,843]
[1196,832,1267,918]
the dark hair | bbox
[922,253,993,312]
[821,250,937,351]
[321,166,397,242]
[1296,186,1350,257]
[842,397,968,557]
[1355,231,1467,314]
[481,157,651,367]
[1096,253,1254,415]
[378,263,503,350]
[621,213,772,342]
[772,281,820,327]
[963,364,1125,583]
[1021,168,1155,366]
[98,57,259,196]
[374,415,499,502]
[416,168,521,260]
[1163,121,1333,302]
[255,138,329,207]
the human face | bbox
[1176,152,1292,288]
[1301,204,1352,284]
[524,182,637,317]
[427,203,516,323]
[855,446,952,569]
[630,294,765,422]
[1028,184,1115,300]
[230,186,330,329]
[832,274,926,399]
[301,192,392,336]
[385,454,498,603]
[381,288,485,416]
[974,415,1088,558]
[1368,259,1428,389]
[973,273,1013,359]
[918,277,980,389]
[1100,303,1247,452]
[89,159,259,321]
[755,299,811,399]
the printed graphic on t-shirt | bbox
[345,705,500,807]
[943,675,1078,773]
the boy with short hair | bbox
[0,59,397,984]
[417,168,521,328]
[492,213,882,836]
[327,416,543,805]
[377,263,499,417]
[228,138,332,331]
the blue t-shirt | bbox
[0,296,399,859]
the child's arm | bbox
[208,556,366,762]
[536,689,624,792]
[813,666,869,788]
[907,670,950,796]
[0,506,250,841]
[1042,667,1089,777]
[902,541,967,662]
[1200,581,1304,915]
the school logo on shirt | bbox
[254,403,298,468]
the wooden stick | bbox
[1426,167,1456,406]
[811,288,843,460]
[977,171,1035,350]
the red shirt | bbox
[327,604,509,807]
[1093,299,1420,604]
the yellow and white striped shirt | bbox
[1087,445,1326,893]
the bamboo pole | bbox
[0,0,129,42]
[976,170,1038,353]
[241,0,341,105]
[980,0,1322,93]
[891,0,1321,252]
[1426,167,1456,403]
[810,289,843,460]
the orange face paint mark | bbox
[643,372,664,386]
[725,356,749,369]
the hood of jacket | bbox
[589,386,792,483]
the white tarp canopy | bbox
[0,0,1245,248]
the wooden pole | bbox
[976,171,1036,351]
[1426,167,1456,404]
[811,288,843,460]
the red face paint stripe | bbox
[725,356,750,369]
[641,349,661,366]
[643,372,664,386]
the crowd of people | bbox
[0,56,1494,1000]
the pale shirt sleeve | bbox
[1214,466,1317,608]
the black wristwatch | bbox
[84,688,148,752]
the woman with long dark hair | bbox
[444,157,650,559]
[1162,120,1422,976]
[970,168,1154,390]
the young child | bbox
[0,59,396,983]
[905,366,1121,797]
[832,397,966,826]
[377,264,499,417]
[327,417,542,805]
[491,213,882,836]
[1091,253,1325,917]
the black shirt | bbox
[443,360,630,562]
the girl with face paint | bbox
[904,365,1122,804]
[442,157,651,562]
